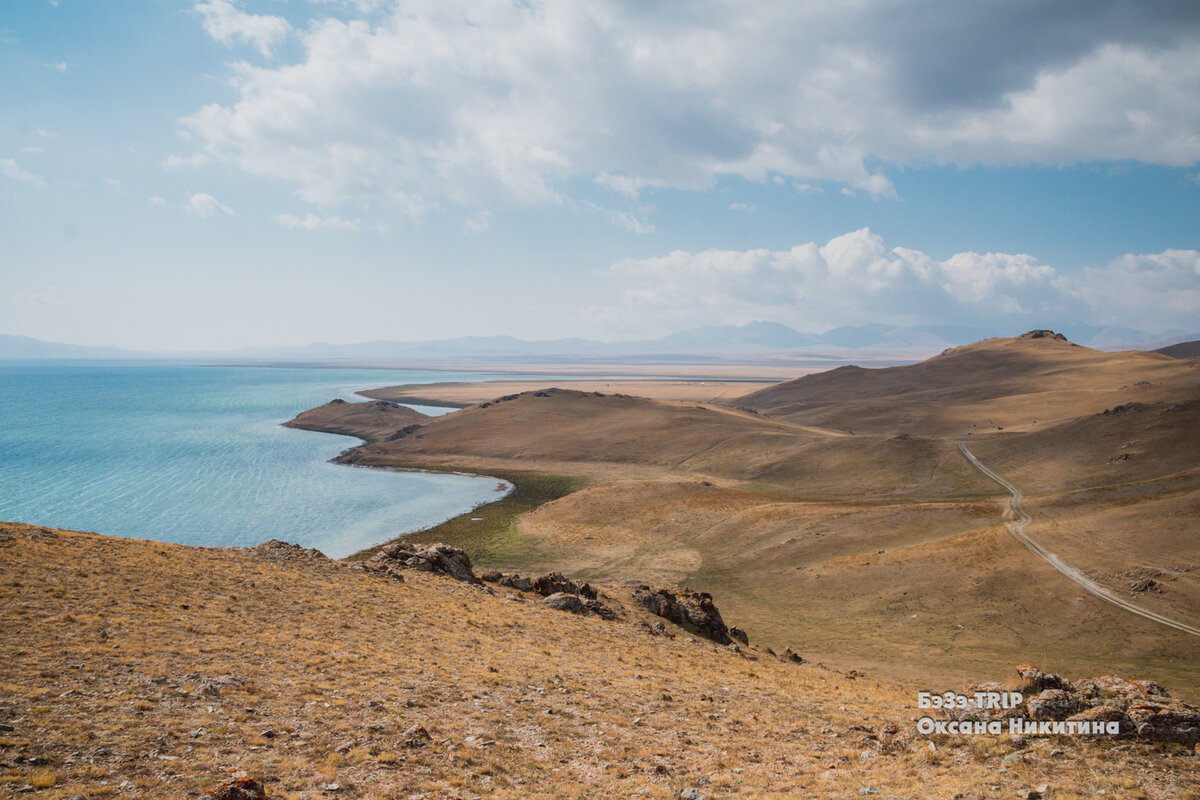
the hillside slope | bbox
[3,522,1198,799]
[738,331,1200,435]
[338,387,988,498]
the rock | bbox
[1127,703,1200,745]
[781,647,803,664]
[499,574,534,592]
[542,592,588,614]
[1067,706,1135,737]
[541,592,617,619]
[1016,664,1072,693]
[729,626,749,645]
[366,542,479,584]
[680,789,705,800]
[1027,689,1085,721]
[478,570,503,583]
[860,787,879,796]
[403,724,432,748]
[200,776,267,800]
[631,585,739,645]
[1001,752,1023,769]
[531,572,597,599]
[252,539,328,561]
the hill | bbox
[285,333,1200,692]
[1156,340,1200,359]
[283,398,428,442]
[3,522,1198,798]
[737,331,1200,435]
[337,387,988,499]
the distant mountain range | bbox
[2,323,1196,364]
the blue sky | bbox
[2,0,1198,350]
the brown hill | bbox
[737,331,1200,435]
[283,398,427,441]
[329,388,988,498]
[4,522,1198,798]
[1156,340,1200,359]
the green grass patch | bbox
[346,468,587,567]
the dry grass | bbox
[3,522,1197,798]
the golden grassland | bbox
[3,522,1199,799]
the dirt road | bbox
[957,441,1200,638]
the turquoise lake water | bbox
[0,362,511,558]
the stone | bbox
[1127,703,1200,745]
[1016,664,1072,693]
[631,585,739,645]
[531,572,597,599]
[541,592,588,614]
[1027,689,1085,721]
[1001,752,1023,769]
[367,542,479,584]
[200,776,267,800]
[1067,706,1135,738]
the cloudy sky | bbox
[2,0,1198,350]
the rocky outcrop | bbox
[1016,664,1072,693]
[943,666,1200,745]
[631,585,743,646]
[363,542,479,584]
[480,570,595,598]
[252,539,328,561]
[533,572,597,599]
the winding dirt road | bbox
[957,441,1200,638]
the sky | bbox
[1,0,1199,351]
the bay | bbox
[0,361,510,558]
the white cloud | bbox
[728,202,755,212]
[175,2,1200,219]
[195,0,291,57]
[1,158,43,185]
[50,61,67,73]
[102,178,125,195]
[587,229,1200,337]
[185,192,234,217]
[149,195,167,206]
[274,212,359,230]
[462,211,491,235]
[20,146,43,154]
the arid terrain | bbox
[4,331,1200,798]
[299,332,1200,694]
[3,523,1200,799]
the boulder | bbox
[252,539,328,561]
[366,542,479,584]
[1127,703,1200,745]
[631,585,739,645]
[1067,706,1135,738]
[1027,689,1085,721]
[542,592,588,614]
[1016,664,1072,693]
[540,592,618,619]
[531,572,597,599]
[201,776,267,800]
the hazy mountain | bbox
[5,322,1196,363]
[0,334,139,361]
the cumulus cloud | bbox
[587,229,1199,337]
[1,158,43,184]
[195,0,290,57]
[274,212,360,230]
[174,1,1200,219]
[185,192,234,217]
